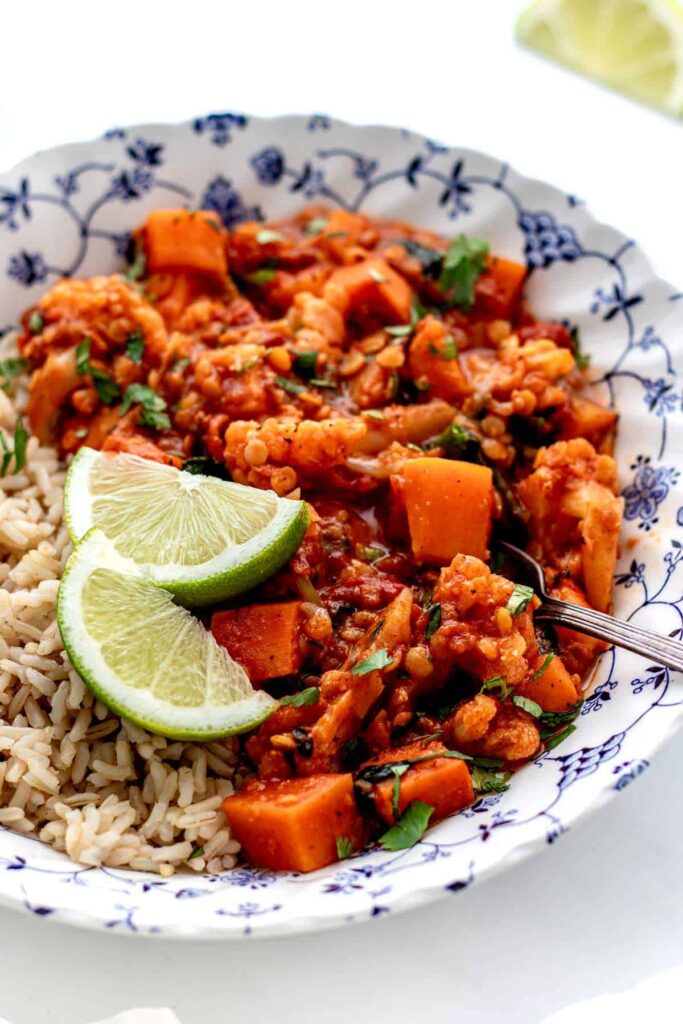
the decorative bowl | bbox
[0,112,681,938]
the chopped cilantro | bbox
[256,229,283,245]
[570,326,591,370]
[368,267,386,283]
[120,383,170,430]
[28,311,44,334]
[75,338,92,375]
[544,723,577,751]
[126,248,147,282]
[275,375,305,395]
[530,652,555,681]
[406,442,423,452]
[280,687,320,708]
[188,845,205,861]
[0,358,27,388]
[305,217,328,235]
[425,603,441,641]
[336,836,355,860]
[512,694,543,718]
[246,267,277,285]
[428,336,458,361]
[400,240,444,278]
[379,800,434,851]
[471,765,511,794]
[309,377,338,389]
[91,369,121,406]
[171,357,190,373]
[490,550,505,574]
[481,676,513,700]
[438,235,489,310]
[506,583,535,618]
[357,545,384,563]
[125,331,145,364]
[0,418,28,477]
[351,648,393,676]
[434,420,481,461]
[291,350,318,377]
[295,575,324,606]
[181,456,231,479]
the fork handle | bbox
[537,597,683,674]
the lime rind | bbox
[64,447,309,608]
[57,529,276,740]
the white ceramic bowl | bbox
[0,113,681,938]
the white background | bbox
[0,1,682,1021]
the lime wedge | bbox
[57,530,276,738]
[65,448,308,608]
[516,0,683,117]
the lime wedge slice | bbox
[516,0,683,117]
[65,448,308,608]
[57,530,276,738]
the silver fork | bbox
[498,541,683,673]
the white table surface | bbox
[0,2,681,1021]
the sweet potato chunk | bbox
[408,316,469,400]
[211,602,302,684]
[328,258,413,323]
[516,653,582,712]
[142,209,227,280]
[222,774,364,872]
[363,741,474,825]
[399,457,494,563]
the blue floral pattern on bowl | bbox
[0,113,681,939]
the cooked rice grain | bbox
[0,364,239,875]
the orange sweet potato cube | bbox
[211,601,302,684]
[222,774,365,872]
[399,457,494,564]
[328,258,413,323]
[363,741,474,825]
[142,209,227,279]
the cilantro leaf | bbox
[139,407,171,431]
[506,583,535,618]
[91,369,121,406]
[280,687,320,708]
[471,765,511,794]
[28,311,44,334]
[275,375,305,395]
[539,701,583,733]
[428,336,458,361]
[530,652,555,681]
[544,723,577,751]
[75,338,92,376]
[292,350,318,377]
[512,694,543,718]
[433,419,481,461]
[351,648,393,676]
[481,676,513,700]
[256,229,283,244]
[309,377,338,389]
[400,240,444,278]
[336,836,355,860]
[120,383,169,430]
[181,456,231,479]
[305,217,328,235]
[126,248,147,282]
[188,845,205,861]
[379,800,434,851]
[246,267,277,285]
[0,358,27,387]
[425,603,441,641]
[438,235,489,310]
[125,331,145,364]
[0,418,28,477]
[570,326,590,370]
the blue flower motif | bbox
[638,325,661,351]
[582,678,618,713]
[425,138,448,155]
[519,210,582,268]
[589,283,643,321]
[126,139,164,167]
[193,112,248,147]
[7,250,48,286]
[614,558,645,588]
[222,867,277,889]
[103,127,127,140]
[108,231,133,258]
[354,156,378,181]
[631,664,669,695]
[307,114,331,131]
[678,507,683,527]
[0,178,31,230]
[54,172,79,197]
[290,162,325,199]
[251,147,285,185]
[438,159,473,218]
[623,456,678,529]
[612,759,649,791]
[200,175,262,228]
[642,377,679,417]
[109,167,154,201]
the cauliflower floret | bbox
[447,693,541,761]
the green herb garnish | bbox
[437,235,489,310]
[336,836,355,860]
[351,648,393,676]
[379,800,434,851]
[506,583,535,618]
[305,217,328,235]
[368,267,386,284]
[471,765,511,794]
[539,701,583,734]
[481,676,514,700]
[0,418,28,477]
[309,377,338,389]
[433,419,481,461]
[275,375,305,395]
[246,267,277,285]
[188,845,205,861]
[530,652,555,681]
[76,338,120,407]
[256,229,283,245]
[425,603,441,641]
[28,311,44,334]
[570,327,591,370]
[181,456,231,479]
[428,336,458,361]
[125,331,145,364]
[75,338,92,375]
[120,383,170,430]
[126,249,147,282]
[512,694,543,718]
[280,687,320,708]
[292,350,318,377]
[544,723,577,751]
[0,358,27,389]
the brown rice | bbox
[0,341,241,875]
